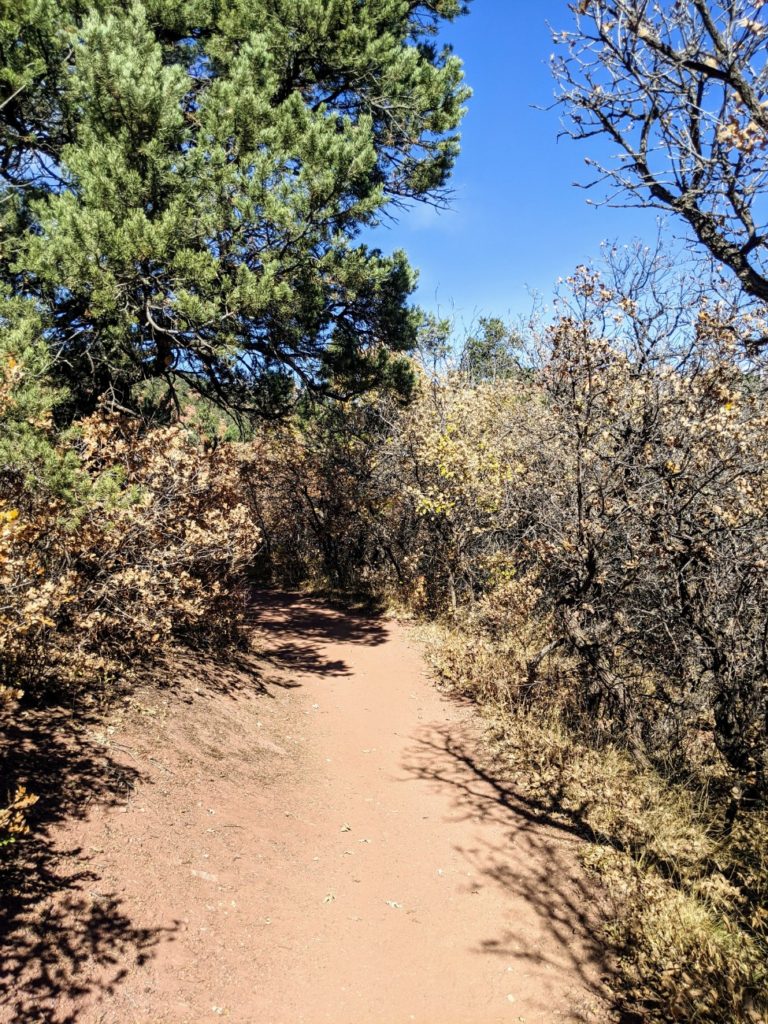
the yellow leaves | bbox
[9,785,37,813]
[737,16,766,34]
[504,462,528,482]
[717,114,767,155]
[1,410,261,695]
[416,493,455,518]
[0,684,24,707]
[0,785,38,846]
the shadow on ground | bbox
[0,704,177,1024]
[153,589,386,696]
[158,645,305,698]
[246,590,388,680]
[401,722,641,1024]
[0,591,384,1021]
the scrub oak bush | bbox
[0,685,37,848]
[534,274,768,803]
[1,311,260,875]
[1,340,261,699]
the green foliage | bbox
[1,0,470,418]
[0,291,83,500]
[459,316,524,383]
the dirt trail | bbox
[3,593,615,1024]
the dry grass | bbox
[417,619,768,1024]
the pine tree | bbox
[460,317,524,384]
[0,0,470,418]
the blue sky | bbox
[371,2,660,330]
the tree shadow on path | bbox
[0,703,176,1024]
[401,721,641,1024]
[0,591,389,1022]
[246,590,389,680]
[156,645,305,700]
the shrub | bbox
[420,617,768,1024]
[0,685,37,849]
[1,413,260,696]
[1,332,261,697]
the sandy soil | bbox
[1,593,617,1024]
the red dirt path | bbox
[2,593,616,1023]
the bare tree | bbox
[553,1,768,337]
